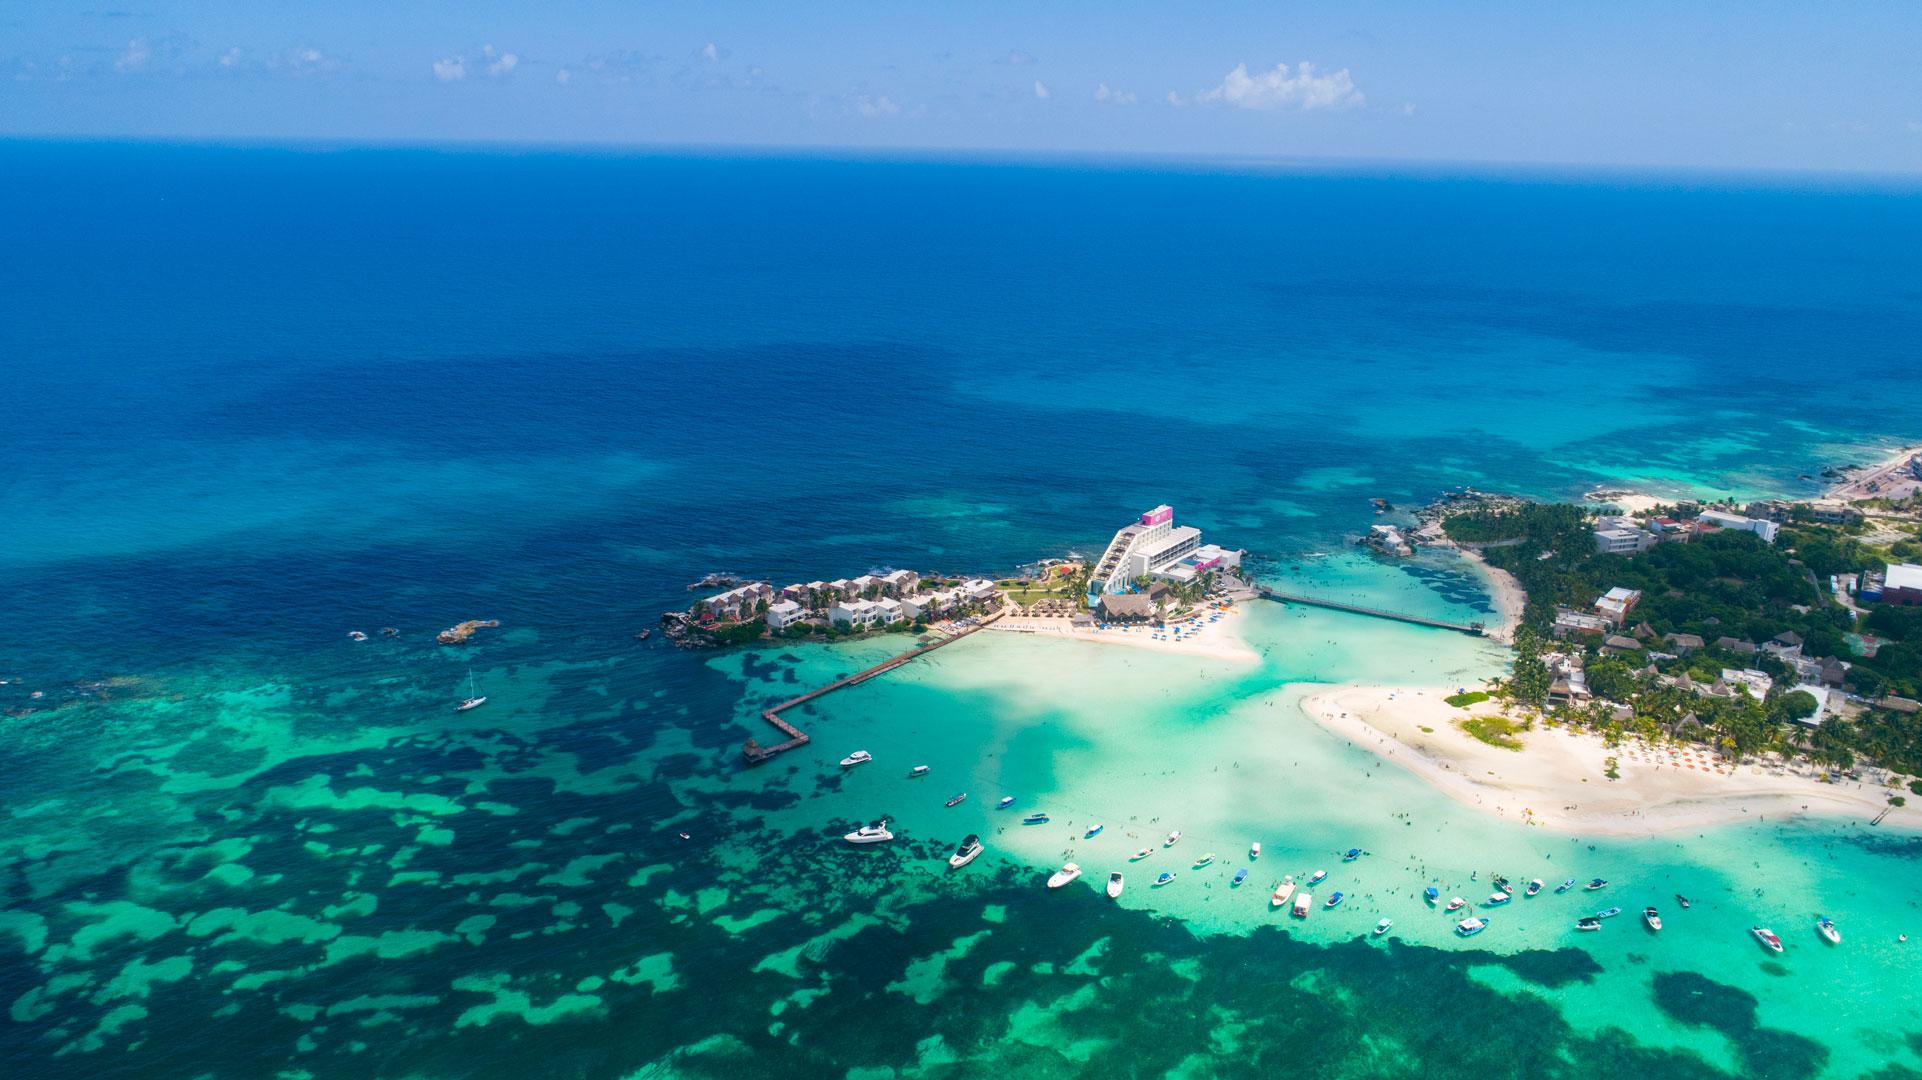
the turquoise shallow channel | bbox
[1,142,1920,1078]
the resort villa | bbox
[1088,505,1241,603]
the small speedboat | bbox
[1576,916,1602,931]
[1084,824,1104,839]
[1107,872,1125,899]
[1456,917,1487,937]
[1293,891,1313,917]
[945,793,967,808]
[1492,875,1513,895]
[1306,869,1328,887]
[997,796,1015,809]
[1817,917,1840,945]
[1584,878,1608,891]
[840,750,873,768]
[1485,892,1511,907]
[1595,907,1623,919]
[1271,876,1297,908]
[1375,918,1393,936]
[1232,868,1249,886]
[909,765,930,778]
[1343,848,1363,862]
[949,834,983,868]
[1193,853,1216,869]
[1643,907,1663,932]
[1676,894,1692,909]
[1752,926,1784,954]
[1250,842,1261,860]
[1022,813,1050,825]
[347,630,368,641]
[1154,871,1177,887]
[1325,891,1346,908]
[1047,863,1082,889]
[1131,848,1152,861]
[1446,897,1467,912]
[845,822,893,844]
[1424,886,1440,904]
[1555,879,1576,894]
[1165,831,1182,847]
[1525,879,1544,897]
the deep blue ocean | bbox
[2,142,1921,1078]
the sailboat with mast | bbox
[456,671,487,712]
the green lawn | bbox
[1444,690,1491,708]
[1459,715,1527,751]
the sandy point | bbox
[986,605,1260,663]
[1298,683,1907,837]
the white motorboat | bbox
[1131,848,1152,861]
[1375,918,1393,936]
[1164,830,1182,847]
[1250,842,1262,860]
[1456,917,1487,937]
[840,750,873,768]
[948,834,983,868]
[1306,869,1328,887]
[909,765,930,777]
[1107,872,1125,899]
[1293,891,1314,917]
[1271,875,1297,908]
[1446,897,1467,912]
[1817,917,1841,945]
[1047,862,1083,889]
[1643,907,1663,932]
[844,822,893,844]
[1752,926,1784,953]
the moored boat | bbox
[1022,813,1050,825]
[948,834,983,868]
[1676,894,1692,909]
[1575,916,1602,931]
[1456,917,1487,937]
[1424,886,1440,904]
[1131,848,1152,861]
[1085,824,1104,839]
[1250,842,1261,860]
[945,793,967,808]
[1525,879,1544,897]
[1752,926,1784,953]
[1271,876,1297,908]
[1293,891,1314,917]
[1643,906,1663,932]
[1343,847,1363,862]
[909,765,930,777]
[1232,868,1249,886]
[997,796,1015,809]
[1107,872,1125,899]
[1595,906,1623,919]
[1307,869,1328,887]
[840,750,873,768]
[1375,918,1393,936]
[844,822,893,844]
[1817,917,1840,945]
[1555,879,1576,894]
[1047,863,1082,889]
[1584,878,1608,891]
[1325,891,1346,908]
[1165,830,1182,847]
[1446,896,1467,912]
[1485,892,1511,907]
[1154,871,1177,887]
[1492,875,1513,895]
[455,671,487,713]
[1193,853,1215,869]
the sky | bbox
[4,1,1922,173]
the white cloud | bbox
[701,42,721,63]
[1004,49,1036,66]
[114,38,151,72]
[1033,80,1050,99]
[1094,82,1136,106]
[1166,90,1185,107]
[218,47,242,69]
[1199,61,1362,111]
[853,94,900,117]
[486,51,518,76]
[432,56,465,81]
[555,67,572,84]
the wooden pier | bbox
[742,612,1004,764]
[1253,587,1484,636]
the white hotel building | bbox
[1088,505,1240,601]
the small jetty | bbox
[436,619,501,645]
[742,612,1002,764]
[1254,587,1483,636]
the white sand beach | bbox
[987,604,1260,663]
[1299,683,1904,836]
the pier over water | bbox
[1253,586,1485,636]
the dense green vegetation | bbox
[1444,690,1491,708]
[1460,715,1527,750]
[1451,502,1922,778]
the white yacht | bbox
[1271,875,1297,908]
[455,671,487,713]
[1293,890,1314,918]
[1164,830,1182,847]
[948,834,983,868]
[839,750,873,768]
[844,822,893,844]
[1047,863,1083,889]
[1107,872,1125,899]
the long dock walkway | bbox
[742,611,1004,764]
[1253,586,1484,636]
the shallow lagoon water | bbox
[3,144,1922,1077]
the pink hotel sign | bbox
[1140,505,1174,527]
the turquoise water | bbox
[2,142,1921,1077]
